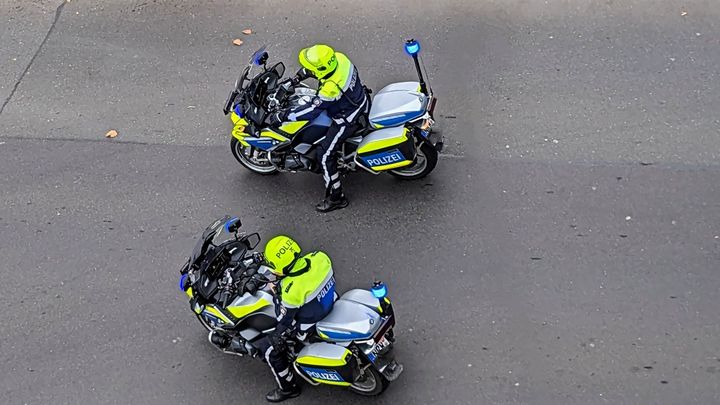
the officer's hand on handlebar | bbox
[245,279,259,294]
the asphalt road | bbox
[1,1,719,404]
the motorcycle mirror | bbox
[244,232,261,249]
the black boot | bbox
[265,385,301,403]
[315,194,349,213]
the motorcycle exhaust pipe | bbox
[208,331,252,356]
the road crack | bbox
[0,1,67,116]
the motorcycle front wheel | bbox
[230,138,278,175]
[388,142,438,180]
[349,367,389,396]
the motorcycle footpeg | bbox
[381,360,404,382]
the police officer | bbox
[269,44,369,212]
[255,235,336,402]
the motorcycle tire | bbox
[388,141,438,180]
[230,138,278,175]
[348,366,390,396]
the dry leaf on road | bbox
[232,39,244,46]
[242,29,252,35]
[105,129,118,138]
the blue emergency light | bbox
[371,281,388,299]
[224,216,240,233]
[404,39,420,56]
[179,274,188,292]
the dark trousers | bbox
[315,121,356,199]
[255,336,297,391]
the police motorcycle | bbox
[178,216,402,395]
[222,39,442,180]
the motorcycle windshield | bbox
[189,216,234,266]
[250,46,267,66]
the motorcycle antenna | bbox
[419,52,433,96]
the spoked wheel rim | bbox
[390,146,428,177]
[351,369,378,392]
[232,142,276,173]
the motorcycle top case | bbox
[295,342,358,386]
[356,126,416,172]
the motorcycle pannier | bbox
[294,342,357,386]
[355,126,416,172]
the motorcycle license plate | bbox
[427,96,437,117]
[367,335,390,363]
[373,335,391,355]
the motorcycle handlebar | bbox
[245,280,259,294]
[219,289,233,308]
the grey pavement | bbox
[1,1,719,404]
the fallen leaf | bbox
[680,11,688,16]
[105,129,118,138]
[232,39,244,46]
[242,29,252,35]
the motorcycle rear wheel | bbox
[349,367,389,396]
[230,138,278,175]
[388,142,438,180]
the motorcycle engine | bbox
[272,153,310,171]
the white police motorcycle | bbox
[223,39,442,180]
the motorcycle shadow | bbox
[228,164,457,217]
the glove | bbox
[294,67,312,83]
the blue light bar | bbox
[224,217,239,233]
[404,39,420,56]
[179,274,188,291]
[234,103,243,117]
[251,46,267,66]
[371,282,387,299]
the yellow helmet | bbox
[264,235,302,276]
[298,44,337,79]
